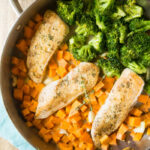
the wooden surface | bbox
[0,0,35,57]
[0,0,35,149]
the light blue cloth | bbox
[0,93,35,150]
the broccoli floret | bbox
[127,61,147,74]
[120,32,150,62]
[69,35,86,51]
[140,52,150,67]
[144,79,150,95]
[129,18,150,35]
[95,15,110,31]
[106,21,127,57]
[127,32,150,53]
[72,45,96,62]
[123,1,143,22]
[69,35,97,61]
[106,28,119,57]
[120,32,150,74]
[97,57,123,77]
[119,23,127,44]
[57,0,83,25]
[94,0,115,15]
[75,15,98,36]
[89,32,104,53]
[120,46,133,65]
[94,0,115,30]
[111,6,126,20]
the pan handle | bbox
[9,0,23,16]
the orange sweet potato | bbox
[16,39,28,54]
[13,88,23,100]
[138,95,149,104]
[94,81,104,92]
[127,116,141,127]
[64,51,71,61]
[11,57,19,65]
[56,66,67,77]
[57,51,63,60]
[130,108,143,117]
[34,14,43,22]
[24,26,33,39]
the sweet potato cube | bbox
[94,81,104,92]
[130,108,143,117]
[34,14,43,22]
[100,135,110,145]
[58,59,68,68]
[138,95,149,104]
[127,116,141,127]
[56,109,66,119]
[22,108,30,116]
[48,69,56,78]
[12,57,19,65]
[56,66,67,77]
[24,26,33,39]
[64,51,71,61]
[13,88,23,100]
[57,51,63,60]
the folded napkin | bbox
[0,94,35,150]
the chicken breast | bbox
[27,10,69,83]
[35,62,99,119]
[91,68,144,148]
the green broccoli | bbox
[140,52,150,67]
[69,35,86,51]
[123,1,143,22]
[97,57,123,77]
[94,15,110,31]
[106,21,127,58]
[127,61,147,74]
[129,18,150,35]
[94,0,115,30]
[57,0,83,25]
[120,32,150,61]
[120,46,133,66]
[75,15,98,36]
[72,45,96,62]
[94,0,115,15]
[106,28,119,57]
[120,32,150,74]
[119,23,127,44]
[69,35,97,62]
[111,6,126,20]
[89,32,104,53]
[127,32,150,53]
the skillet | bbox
[1,0,150,149]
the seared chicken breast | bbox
[91,68,144,148]
[27,10,69,83]
[35,62,99,119]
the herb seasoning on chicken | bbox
[91,68,144,148]
[27,10,69,83]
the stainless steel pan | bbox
[1,0,150,150]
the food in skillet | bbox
[27,10,69,83]
[91,68,144,147]
[36,62,99,119]
[11,0,150,149]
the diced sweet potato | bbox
[13,88,23,100]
